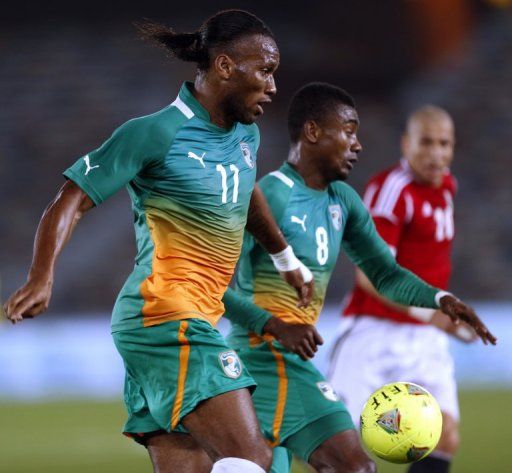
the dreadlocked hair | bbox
[135,9,274,71]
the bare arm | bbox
[5,180,94,322]
[245,184,287,253]
[246,184,314,307]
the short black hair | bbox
[136,10,274,71]
[287,82,356,143]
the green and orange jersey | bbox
[64,82,259,332]
[225,162,440,345]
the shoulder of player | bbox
[236,122,260,148]
[258,168,293,195]
[257,167,295,218]
[370,163,413,205]
[329,181,361,208]
[368,162,408,188]
[443,172,457,194]
[116,105,190,142]
[239,122,259,138]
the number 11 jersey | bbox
[64,81,259,332]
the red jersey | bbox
[343,159,456,324]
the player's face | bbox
[222,35,279,124]
[402,118,455,187]
[317,105,362,182]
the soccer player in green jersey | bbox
[4,11,315,473]
[223,83,496,473]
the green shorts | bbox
[113,319,256,442]
[234,340,354,461]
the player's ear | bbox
[214,53,235,80]
[303,120,321,144]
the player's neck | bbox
[406,160,444,188]
[192,77,234,129]
[411,172,443,189]
[287,147,328,190]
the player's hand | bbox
[438,295,497,345]
[430,310,478,343]
[263,317,323,360]
[280,262,314,308]
[3,277,53,324]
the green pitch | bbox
[0,391,510,473]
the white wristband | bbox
[270,245,300,272]
[269,246,314,284]
[408,307,436,323]
[435,291,453,307]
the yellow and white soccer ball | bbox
[360,382,442,464]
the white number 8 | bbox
[316,226,329,265]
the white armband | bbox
[270,245,300,271]
[269,246,313,283]
[408,307,436,323]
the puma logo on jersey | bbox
[291,214,307,232]
[187,151,206,168]
[83,155,100,176]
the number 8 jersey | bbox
[344,158,456,324]
[234,162,389,328]
[64,82,259,332]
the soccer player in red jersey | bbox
[329,106,476,473]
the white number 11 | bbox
[216,164,239,204]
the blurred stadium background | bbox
[1,0,511,472]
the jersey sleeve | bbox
[233,230,257,295]
[340,184,439,308]
[63,117,170,205]
[222,287,272,335]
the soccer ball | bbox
[360,382,442,464]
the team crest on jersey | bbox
[328,205,342,231]
[316,382,339,402]
[218,350,242,379]
[240,142,254,169]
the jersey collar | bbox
[177,81,211,122]
[177,81,237,134]
[279,162,327,196]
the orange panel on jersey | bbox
[140,207,244,327]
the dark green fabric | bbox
[222,287,272,335]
